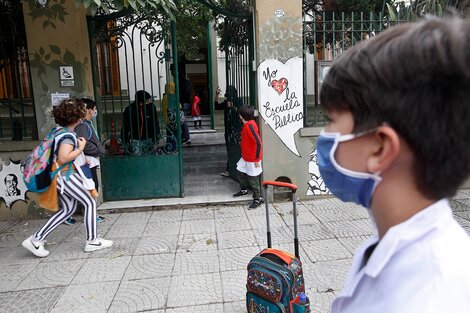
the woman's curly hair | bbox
[52,98,86,127]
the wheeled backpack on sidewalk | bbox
[246,181,311,313]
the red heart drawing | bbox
[271,78,288,95]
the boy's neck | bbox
[371,178,435,238]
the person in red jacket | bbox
[233,106,263,209]
[191,90,202,129]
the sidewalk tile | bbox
[0,261,39,292]
[50,281,119,313]
[219,246,261,271]
[177,233,218,252]
[105,223,145,239]
[301,238,353,263]
[166,273,222,307]
[108,277,170,312]
[224,301,246,313]
[182,208,215,220]
[71,256,131,284]
[221,269,246,302]
[179,219,215,235]
[166,303,224,313]
[134,235,179,255]
[16,259,86,290]
[173,250,219,275]
[0,286,65,313]
[149,210,183,223]
[218,230,257,250]
[123,253,175,280]
[113,212,152,225]
[215,216,252,233]
[144,220,181,236]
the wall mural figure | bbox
[0,160,28,208]
[307,149,330,196]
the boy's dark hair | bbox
[320,17,470,200]
[135,90,151,104]
[81,98,96,110]
[239,105,255,121]
[52,98,86,127]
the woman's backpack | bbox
[23,127,75,193]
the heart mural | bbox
[258,58,303,156]
[271,78,288,95]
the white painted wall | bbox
[117,26,168,101]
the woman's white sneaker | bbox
[22,236,49,258]
[84,236,113,252]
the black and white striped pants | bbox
[34,173,97,241]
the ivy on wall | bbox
[30,45,88,92]
[29,45,89,134]
[27,0,69,30]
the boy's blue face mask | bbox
[316,130,382,208]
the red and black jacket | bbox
[241,120,262,162]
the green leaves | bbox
[387,0,447,21]
[74,0,176,18]
[27,0,69,29]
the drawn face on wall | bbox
[5,174,19,196]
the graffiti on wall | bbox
[258,58,303,156]
[0,160,28,208]
[258,15,302,62]
[307,149,330,196]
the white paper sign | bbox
[51,92,69,107]
[258,58,303,156]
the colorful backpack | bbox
[23,127,75,193]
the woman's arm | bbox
[57,137,86,164]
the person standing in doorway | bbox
[192,90,202,129]
[214,85,243,177]
[233,106,262,209]
[63,98,106,226]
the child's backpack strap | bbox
[53,128,77,183]
[53,128,78,159]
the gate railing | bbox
[88,11,178,156]
[303,12,410,127]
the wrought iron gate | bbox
[87,9,183,201]
[202,1,256,179]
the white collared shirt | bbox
[332,199,470,313]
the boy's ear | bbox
[367,126,400,173]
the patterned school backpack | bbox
[23,127,75,193]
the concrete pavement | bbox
[1,190,469,312]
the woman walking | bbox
[22,98,113,257]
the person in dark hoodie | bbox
[63,98,106,226]
[122,90,161,155]
[215,85,243,177]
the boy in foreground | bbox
[316,17,470,312]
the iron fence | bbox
[303,12,410,127]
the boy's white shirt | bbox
[332,199,470,313]
[236,158,262,177]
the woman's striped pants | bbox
[34,173,97,241]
